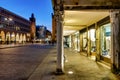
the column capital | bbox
[54,0,64,16]
[110,10,120,16]
[110,10,120,23]
[54,11,64,23]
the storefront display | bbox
[64,36,70,47]
[83,32,87,51]
[76,32,80,51]
[72,32,80,51]
[89,29,96,53]
[100,23,111,58]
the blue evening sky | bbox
[0,0,53,31]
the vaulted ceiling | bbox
[63,10,109,36]
[52,0,116,36]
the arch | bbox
[6,32,10,44]
[22,34,26,43]
[0,31,5,44]
[19,34,23,43]
[11,32,15,43]
[0,31,5,43]
[16,33,19,44]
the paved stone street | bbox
[0,44,119,80]
[0,44,53,80]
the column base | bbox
[55,68,64,75]
[111,64,120,74]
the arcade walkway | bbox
[28,47,119,80]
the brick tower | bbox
[29,13,36,42]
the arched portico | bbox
[52,0,120,74]
[6,32,10,44]
[16,33,19,44]
[0,31,5,44]
[19,34,23,43]
[11,32,15,43]
[22,34,26,43]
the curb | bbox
[0,45,29,49]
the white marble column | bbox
[56,12,64,74]
[110,10,120,72]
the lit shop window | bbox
[89,29,96,52]
[101,23,111,58]
[83,32,87,51]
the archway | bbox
[6,32,10,44]
[11,32,15,44]
[16,33,19,44]
[22,34,26,43]
[19,34,23,43]
[0,31,5,44]
[52,0,120,74]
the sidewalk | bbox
[0,43,29,49]
[28,48,119,80]
[0,43,43,49]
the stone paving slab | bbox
[64,49,119,80]
[28,49,57,80]
[28,48,119,80]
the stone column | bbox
[80,32,83,52]
[56,11,64,74]
[87,27,90,56]
[95,23,100,61]
[110,10,120,73]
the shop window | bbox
[83,32,87,51]
[74,32,80,51]
[101,23,111,58]
[89,29,96,52]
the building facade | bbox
[0,7,31,44]
[36,25,46,39]
[52,14,57,43]
[36,25,52,43]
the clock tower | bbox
[29,13,36,42]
